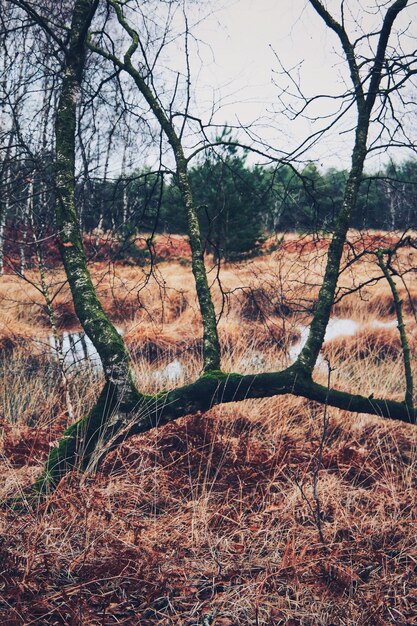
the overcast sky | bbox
[102,1,417,176]
[179,0,417,170]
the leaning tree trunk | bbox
[34,0,143,492]
[297,122,368,373]
[90,0,222,373]
[297,0,409,380]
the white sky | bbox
[179,0,417,170]
[99,0,417,176]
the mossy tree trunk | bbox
[33,0,144,491]
[376,251,414,414]
[297,124,368,373]
[297,0,408,374]
[89,0,221,372]
[10,0,413,496]
[55,0,134,390]
[36,365,416,492]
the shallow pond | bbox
[49,328,186,383]
[49,330,101,370]
[50,316,398,378]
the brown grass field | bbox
[0,232,417,625]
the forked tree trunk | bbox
[26,0,414,495]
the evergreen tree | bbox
[188,140,269,260]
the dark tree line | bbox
[6,148,417,264]
[99,155,417,258]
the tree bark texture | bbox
[9,0,413,497]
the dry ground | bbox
[0,232,416,625]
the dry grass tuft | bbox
[324,325,416,362]
[1,390,416,624]
[1,329,416,624]
[1,234,417,624]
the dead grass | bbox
[324,325,417,362]
[0,381,416,625]
[1,233,417,624]
[0,230,415,341]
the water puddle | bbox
[289,317,397,365]
[154,358,184,384]
[50,316,398,376]
[49,328,186,382]
[49,331,101,370]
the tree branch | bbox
[34,364,416,493]
[376,250,414,413]
[366,0,409,113]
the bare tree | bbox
[2,0,416,495]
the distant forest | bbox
[6,147,417,262]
